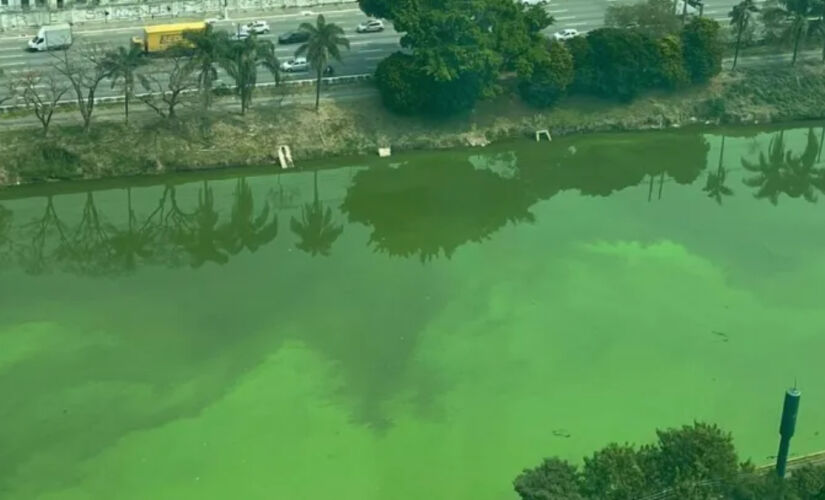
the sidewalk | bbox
[0,1,359,38]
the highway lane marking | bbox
[555,15,577,20]
[0,54,26,60]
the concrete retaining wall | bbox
[0,0,357,30]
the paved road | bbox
[0,0,775,103]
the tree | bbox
[393,0,504,114]
[742,129,820,204]
[516,40,574,108]
[138,53,196,120]
[652,422,739,498]
[290,169,343,256]
[729,0,760,69]
[762,0,819,64]
[580,444,654,500]
[219,35,277,114]
[605,0,682,38]
[566,36,596,94]
[220,177,278,255]
[582,28,661,101]
[99,44,146,124]
[18,70,69,135]
[357,0,406,19]
[297,14,350,110]
[0,68,17,107]
[51,45,112,131]
[184,24,229,109]
[681,17,723,83]
[703,136,734,204]
[374,52,427,114]
[513,458,585,500]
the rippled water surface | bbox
[1,126,824,499]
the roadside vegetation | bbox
[366,0,825,116]
[514,421,825,500]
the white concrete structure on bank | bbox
[0,0,356,30]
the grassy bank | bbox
[2,62,825,188]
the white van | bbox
[27,24,73,52]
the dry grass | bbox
[3,63,825,187]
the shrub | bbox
[517,40,574,108]
[374,52,427,115]
[584,28,661,101]
[514,457,585,500]
[656,35,690,88]
[681,17,723,83]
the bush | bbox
[514,458,585,500]
[517,40,574,108]
[583,28,661,101]
[656,35,690,88]
[681,17,723,83]
[566,36,595,94]
[374,52,427,115]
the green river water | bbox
[1,125,824,499]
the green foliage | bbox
[681,17,724,83]
[653,422,739,497]
[374,52,427,114]
[566,36,596,94]
[581,443,652,500]
[656,34,690,88]
[517,40,574,108]
[218,35,278,114]
[357,0,405,20]
[787,465,825,498]
[12,142,82,182]
[99,44,147,123]
[514,458,585,500]
[514,421,744,500]
[581,28,661,101]
[760,0,820,63]
[604,0,682,38]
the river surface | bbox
[1,125,824,499]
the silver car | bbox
[356,19,384,33]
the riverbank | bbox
[2,61,825,188]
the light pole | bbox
[776,386,801,479]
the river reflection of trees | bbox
[0,177,278,277]
[2,129,825,273]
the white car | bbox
[553,28,579,41]
[280,56,309,72]
[521,0,548,5]
[356,19,384,33]
[243,20,270,34]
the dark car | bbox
[278,31,310,45]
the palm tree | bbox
[220,177,279,255]
[290,169,343,256]
[742,129,820,203]
[176,180,230,268]
[296,14,350,110]
[219,35,279,114]
[99,44,146,124]
[763,0,819,64]
[184,25,229,109]
[703,136,734,204]
[729,0,759,69]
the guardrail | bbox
[0,72,373,113]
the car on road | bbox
[280,56,309,72]
[520,0,549,5]
[243,20,270,34]
[231,30,250,41]
[205,18,220,26]
[553,28,579,41]
[278,30,311,44]
[356,19,384,33]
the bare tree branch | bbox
[50,45,112,131]
[19,69,70,135]
[137,54,197,120]
[0,68,17,107]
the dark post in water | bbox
[776,387,801,478]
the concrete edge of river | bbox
[2,61,825,189]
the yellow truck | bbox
[131,22,206,54]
